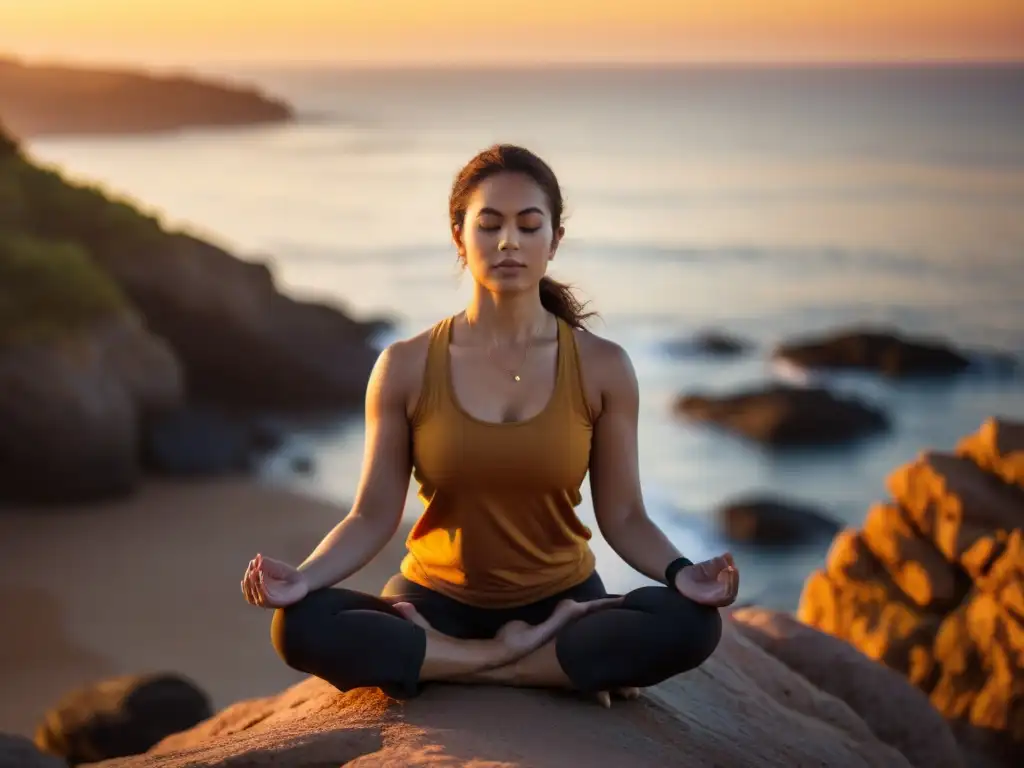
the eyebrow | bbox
[477,206,545,218]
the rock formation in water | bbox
[675,383,890,447]
[773,326,1017,378]
[0,56,293,139]
[798,418,1023,766]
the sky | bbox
[0,0,1022,68]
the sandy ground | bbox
[0,477,410,739]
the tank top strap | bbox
[411,314,455,426]
[554,317,595,425]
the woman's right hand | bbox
[241,553,309,609]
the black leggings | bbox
[270,571,722,699]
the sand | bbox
[0,477,411,739]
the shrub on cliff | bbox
[0,232,129,344]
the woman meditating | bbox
[241,144,739,706]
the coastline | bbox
[0,477,410,739]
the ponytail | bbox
[539,276,596,330]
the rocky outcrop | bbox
[0,316,182,503]
[716,495,841,546]
[797,418,1024,766]
[773,327,1016,378]
[675,384,889,447]
[76,624,918,768]
[34,674,212,767]
[663,329,752,358]
[93,233,383,410]
[0,734,66,768]
[0,57,293,139]
[730,607,964,768]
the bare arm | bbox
[588,342,684,585]
[296,342,414,591]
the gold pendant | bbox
[514,374,521,382]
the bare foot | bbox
[495,596,624,664]
[595,687,641,709]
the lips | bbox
[494,259,525,268]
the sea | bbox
[26,63,1024,610]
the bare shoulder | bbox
[369,324,435,416]
[573,328,639,415]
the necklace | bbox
[468,313,544,383]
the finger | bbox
[617,687,641,700]
[595,691,611,709]
[242,573,258,605]
[585,596,624,613]
[723,552,735,568]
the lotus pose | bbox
[242,144,739,706]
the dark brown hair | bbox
[449,144,596,329]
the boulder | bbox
[34,674,212,767]
[0,733,67,768]
[0,317,183,503]
[93,233,383,410]
[663,330,752,358]
[716,494,841,546]
[0,57,293,139]
[773,327,1016,378]
[82,624,915,767]
[141,408,283,476]
[730,607,964,768]
[797,418,1024,766]
[674,384,889,447]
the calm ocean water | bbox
[27,64,1024,609]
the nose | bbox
[498,224,520,250]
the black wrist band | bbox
[664,556,694,590]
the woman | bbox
[241,144,739,707]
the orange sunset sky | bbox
[1,0,1022,67]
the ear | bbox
[549,225,565,261]
[452,224,466,261]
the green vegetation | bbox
[0,232,129,344]
[0,120,171,344]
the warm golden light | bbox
[0,0,1021,65]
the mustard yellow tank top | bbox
[399,314,596,608]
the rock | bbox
[0,57,293,139]
[663,330,752,358]
[34,673,212,766]
[716,495,841,546]
[773,327,972,377]
[95,233,381,411]
[674,384,889,447]
[798,418,1024,766]
[0,318,183,503]
[83,624,916,767]
[0,733,67,768]
[730,607,964,768]
[142,408,279,476]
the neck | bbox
[465,285,548,345]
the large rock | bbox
[0,57,293,139]
[797,418,1024,766]
[730,607,964,768]
[675,384,889,447]
[0,317,183,503]
[0,734,67,768]
[82,624,915,767]
[773,327,1016,378]
[94,233,383,410]
[716,494,841,546]
[34,674,212,767]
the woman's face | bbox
[455,171,563,295]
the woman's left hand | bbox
[673,553,739,607]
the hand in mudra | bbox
[241,553,309,609]
[674,553,740,608]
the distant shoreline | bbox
[0,55,295,140]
